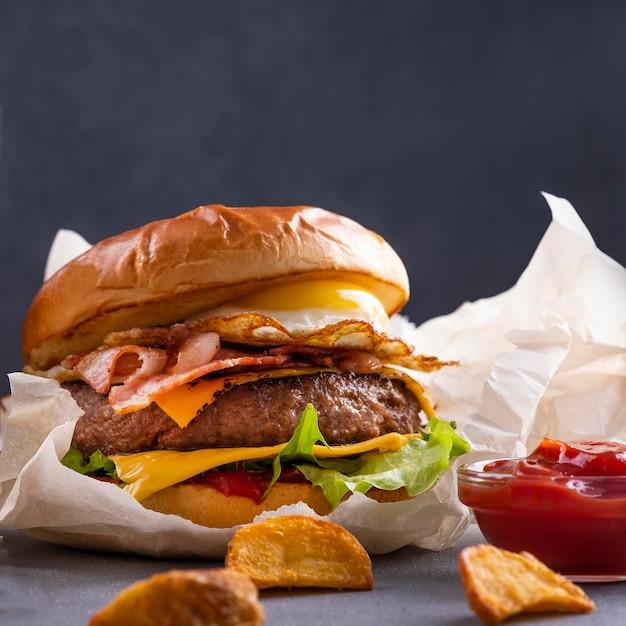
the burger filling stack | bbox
[21,205,468,529]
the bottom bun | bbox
[141,482,414,528]
[365,486,412,503]
[141,482,336,528]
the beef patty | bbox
[66,371,424,457]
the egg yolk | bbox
[228,280,389,329]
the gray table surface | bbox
[0,523,623,625]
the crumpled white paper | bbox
[407,192,626,457]
[1,193,625,558]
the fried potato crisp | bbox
[225,514,373,590]
[458,544,595,625]
[88,568,265,626]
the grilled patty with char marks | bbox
[66,371,424,457]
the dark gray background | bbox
[1,1,626,397]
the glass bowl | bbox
[457,458,626,582]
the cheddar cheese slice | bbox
[154,365,434,429]
[112,431,419,502]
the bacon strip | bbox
[268,345,382,373]
[171,330,221,373]
[69,346,169,394]
[66,329,221,413]
[65,325,386,415]
[108,351,290,413]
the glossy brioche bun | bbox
[140,481,413,529]
[23,205,409,371]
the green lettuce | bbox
[266,403,470,506]
[60,404,469,508]
[61,447,119,480]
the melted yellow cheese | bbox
[138,359,435,504]
[154,368,327,429]
[111,431,419,502]
[154,366,434,429]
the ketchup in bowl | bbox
[457,438,626,581]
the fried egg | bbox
[197,280,389,331]
[185,280,415,355]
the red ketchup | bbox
[458,438,626,579]
[186,465,306,503]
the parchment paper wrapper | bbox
[1,193,625,558]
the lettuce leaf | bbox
[265,403,470,507]
[263,403,364,498]
[298,417,469,506]
[61,447,119,480]
[61,404,469,508]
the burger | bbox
[22,204,468,529]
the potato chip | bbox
[88,568,265,626]
[458,544,595,625]
[225,514,373,590]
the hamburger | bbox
[22,204,468,529]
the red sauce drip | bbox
[186,465,307,504]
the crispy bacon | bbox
[67,346,169,394]
[64,324,386,415]
[108,350,290,413]
[268,345,382,373]
[66,329,220,413]
[171,330,220,373]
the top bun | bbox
[22,205,410,370]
